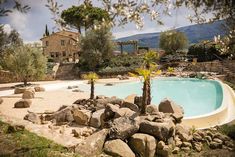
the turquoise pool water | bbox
[78,78,223,117]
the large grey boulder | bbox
[14,99,32,108]
[128,133,156,157]
[158,98,184,122]
[104,139,135,157]
[22,89,35,99]
[114,108,136,118]
[109,116,139,140]
[90,109,105,128]
[51,107,74,124]
[139,120,175,141]
[121,101,139,112]
[104,103,120,121]
[75,129,109,156]
[73,109,92,125]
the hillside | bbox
[116,20,227,52]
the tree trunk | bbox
[90,79,94,99]
[146,78,151,105]
[23,79,27,87]
[141,79,150,114]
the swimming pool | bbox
[78,78,223,117]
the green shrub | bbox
[188,41,221,61]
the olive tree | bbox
[79,25,115,70]
[1,45,47,86]
[159,30,188,54]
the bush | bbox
[188,41,221,62]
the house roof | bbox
[40,30,79,41]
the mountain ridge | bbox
[116,20,227,52]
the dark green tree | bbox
[45,24,50,36]
[0,27,23,54]
[61,4,110,33]
[79,26,115,70]
[159,30,188,54]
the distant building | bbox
[40,30,80,62]
[24,41,42,49]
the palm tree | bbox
[142,51,159,107]
[82,72,99,99]
[129,64,161,114]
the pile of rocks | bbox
[14,86,45,108]
[23,96,234,157]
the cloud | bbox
[8,10,28,34]
[3,24,13,34]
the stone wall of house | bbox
[41,31,80,62]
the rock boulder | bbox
[34,86,45,92]
[104,139,135,157]
[128,133,156,157]
[22,89,35,99]
[109,117,139,140]
[14,99,32,108]
[73,109,92,125]
[75,129,109,156]
[90,109,105,128]
[158,98,184,122]
[139,120,175,141]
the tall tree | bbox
[61,4,110,33]
[159,30,188,54]
[1,45,47,86]
[45,24,50,36]
[79,25,115,70]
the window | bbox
[61,40,65,46]
[56,52,59,57]
[45,41,49,46]
[62,51,66,56]
[50,52,54,58]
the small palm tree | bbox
[82,72,99,99]
[129,64,161,114]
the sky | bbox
[0,0,205,43]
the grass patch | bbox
[218,124,235,140]
[0,120,79,157]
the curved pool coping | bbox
[0,77,235,129]
[182,79,235,129]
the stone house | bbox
[40,30,80,62]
